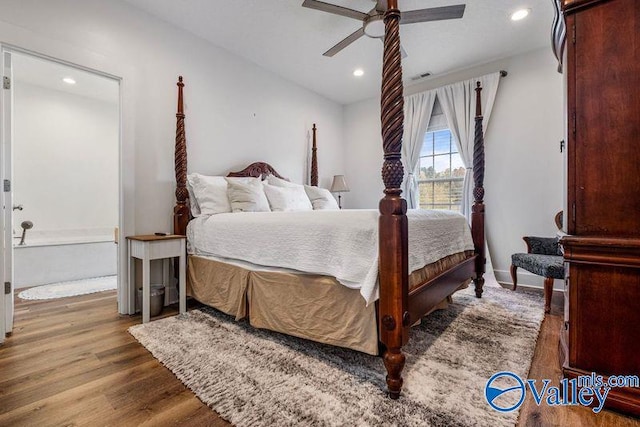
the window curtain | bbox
[436,72,501,221]
[437,72,501,286]
[402,90,437,208]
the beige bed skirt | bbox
[187,252,473,356]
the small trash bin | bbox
[137,284,165,317]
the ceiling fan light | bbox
[363,16,385,38]
[510,9,530,21]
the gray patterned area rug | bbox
[129,285,544,427]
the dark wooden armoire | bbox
[556,0,640,416]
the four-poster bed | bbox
[172,0,486,399]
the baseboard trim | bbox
[494,269,564,291]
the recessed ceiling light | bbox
[62,77,76,85]
[511,8,530,21]
[353,69,364,77]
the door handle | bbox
[12,204,23,211]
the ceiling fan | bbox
[302,0,466,57]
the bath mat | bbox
[129,285,545,427]
[18,275,117,300]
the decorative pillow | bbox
[266,175,298,188]
[304,185,339,210]
[189,174,261,216]
[189,174,231,215]
[263,183,313,212]
[226,179,271,212]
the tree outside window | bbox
[418,129,465,212]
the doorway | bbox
[1,48,121,338]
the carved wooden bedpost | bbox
[311,123,318,186]
[378,0,409,400]
[472,82,486,298]
[173,76,190,236]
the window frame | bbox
[417,127,465,212]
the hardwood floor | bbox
[0,287,638,426]
[0,291,227,427]
[516,288,640,427]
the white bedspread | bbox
[187,209,474,305]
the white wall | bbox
[0,0,344,229]
[344,98,384,210]
[343,48,565,289]
[0,1,564,304]
[0,0,345,312]
[13,82,119,234]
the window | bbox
[418,129,465,212]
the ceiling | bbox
[12,52,119,104]
[123,0,554,105]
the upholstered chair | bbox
[511,236,564,314]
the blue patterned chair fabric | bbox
[511,236,564,314]
[523,236,563,257]
[510,253,564,279]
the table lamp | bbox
[330,175,350,209]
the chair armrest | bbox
[523,236,560,255]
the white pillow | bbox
[304,185,339,210]
[189,174,231,215]
[189,174,261,216]
[263,183,313,212]
[226,179,271,212]
[186,174,202,217]
[266,175,299,188]
[226,176,261,185]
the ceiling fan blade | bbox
[400,4,466,25]
[302,0,368,21]
[323,27,365,57]
[380,37,408,59]
[375,0,387,13]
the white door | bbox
[0,48,14,341]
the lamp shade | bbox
[330,175,350,193]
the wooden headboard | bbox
[172,78,317,235]
[173,159,288,235]
[227,162,286,180]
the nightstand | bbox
[126,234,186,323]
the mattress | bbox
[187,209,474,305]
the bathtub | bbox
[14,228,117,288]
